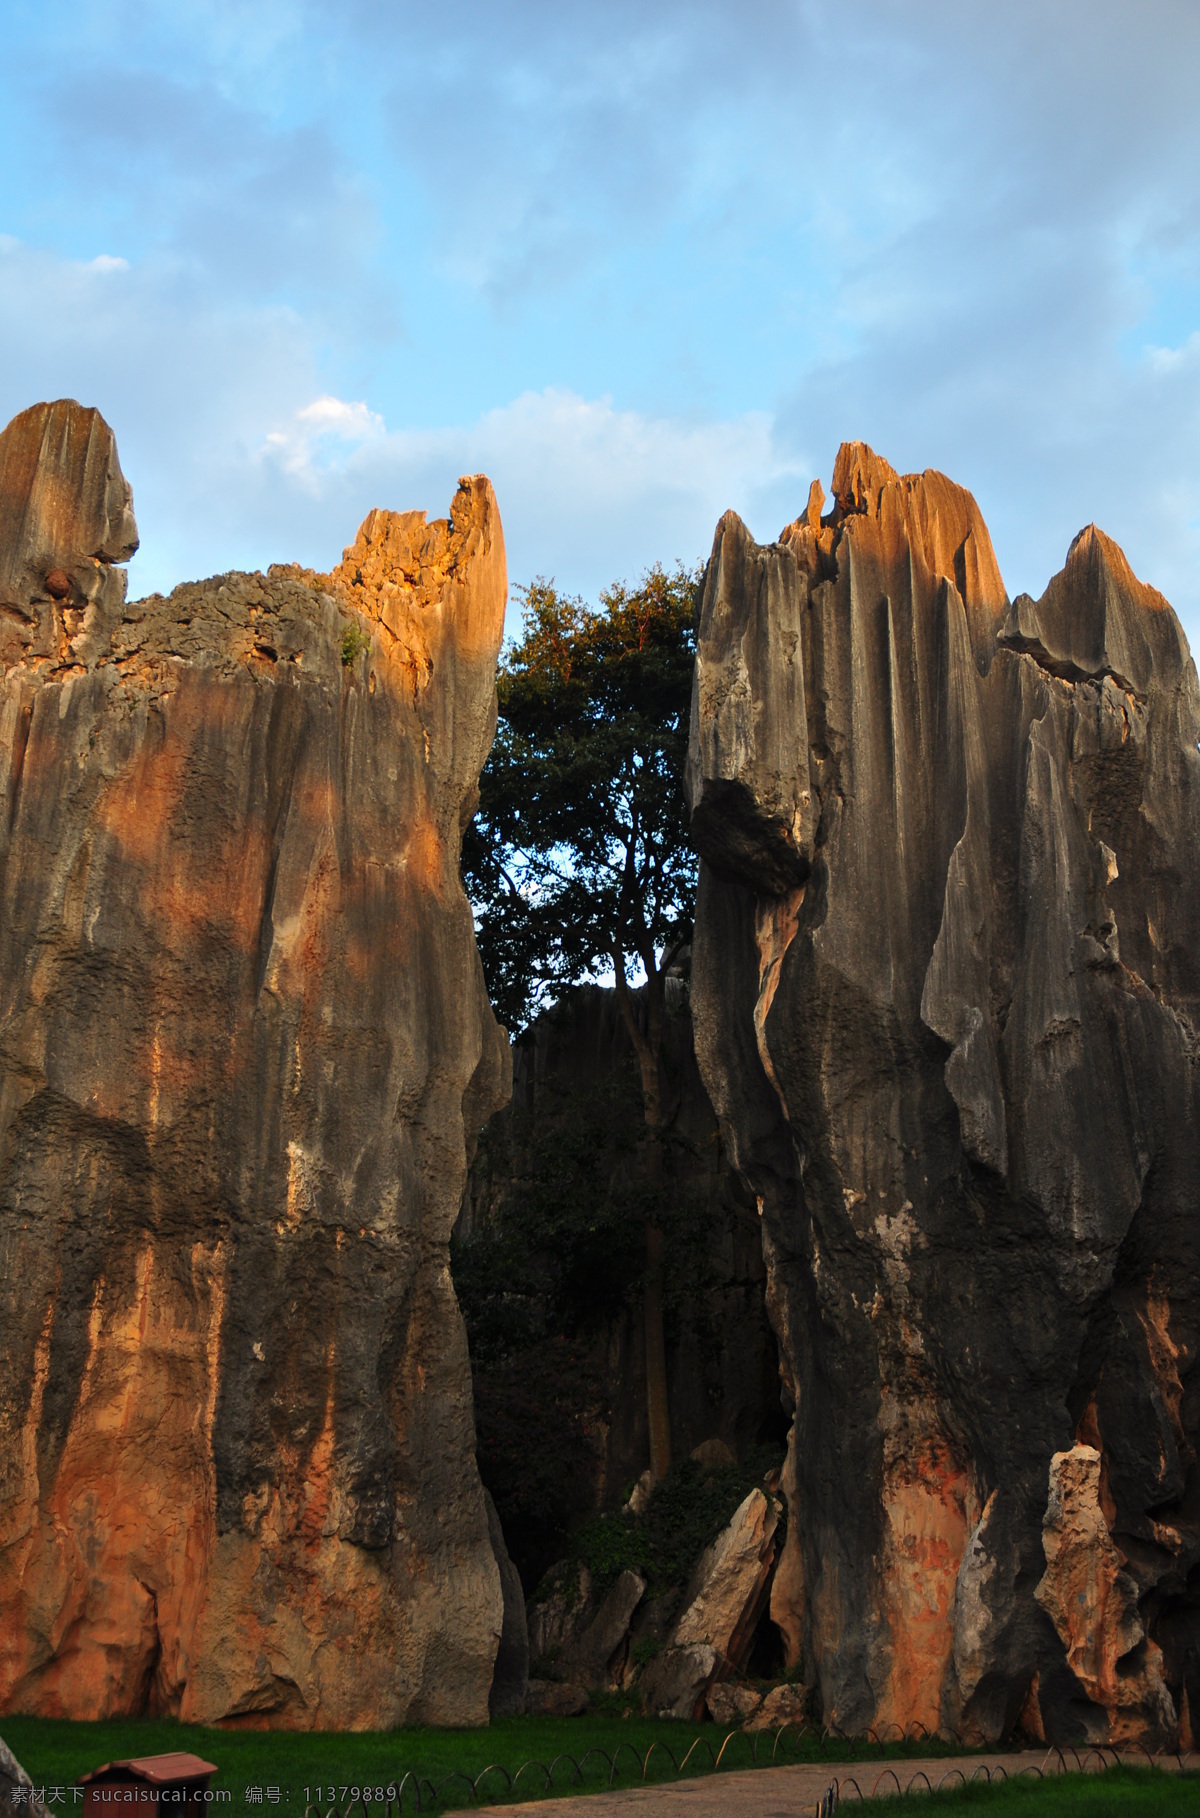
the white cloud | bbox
[1144,334,1200,375]
[264,394,386,478]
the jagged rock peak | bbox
[0,402,512,1730]
[779,440,1007,634]
[1000,520,1189,701]
[323,480,505,704]
[688,450,1200,1748]
[830,438,899,510]
[688,443,1010,900]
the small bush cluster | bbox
[341,621,371,665]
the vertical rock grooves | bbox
[686,442,1200,1746]
[0,401,511,1729]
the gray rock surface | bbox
[689,1438,736,1471]
[0,401,511,1729]
[525,1678,589,1716]
[485,1488,530,1717]
[670,1487,778,1672]
[626,1469,655,1515]
[528,1562,594,1660]
[567,1569,645,1686]
[745,1683,811,1731]
[628,1589,680,1650]
[705,1682,763,1726]
[638,1643,720,1720]
[687,443,1200,1746]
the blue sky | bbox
[3,0,1199,647]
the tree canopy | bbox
[462,564,699,1036]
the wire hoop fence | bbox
[297,1723,1196,1817]
[820,1738,1198,1806]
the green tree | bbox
[462,563,699,1480]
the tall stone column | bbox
[0,400,511,1729]
[687,443,1200,1746]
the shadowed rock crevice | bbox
[0,400,512,1730]
[687,442,1200,1747]
[457,978,787,1592]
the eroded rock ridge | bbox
[0,400,511,1728]
[687,442,1200,1745]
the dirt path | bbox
[498,1747,1200,1816]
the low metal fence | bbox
[819,1740,1197,1808]
[299,1725,1196,1816]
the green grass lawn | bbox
[3,1711,971,1808]
[4,1715,1195,1816]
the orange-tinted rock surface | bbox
[0,401,511,1728]
[687,443,1200,1745]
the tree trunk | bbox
[612,955,672,1480]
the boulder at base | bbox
[525,1679,589,1717]
[671,1487,778,1670]
[528,1563,594,1659]
[687,443,1200,1746]
[744,1683,811,1732]
[639,1644,719,1720]
[706,1683,763,1726]
[0,401,511,1729]
[567,1570,645,1687]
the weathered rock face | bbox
[705,1681,762,1726]
[743,1682,810,1732]
[566,1568,645,1686]
[671,1487,778,1671]
[0,401,511,1728]
[525,1678,588,1717]
[638,1642,718,1721]
[687,442,1200,1746]
[527,1562,593,1660]
[484,1489,529,1718]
